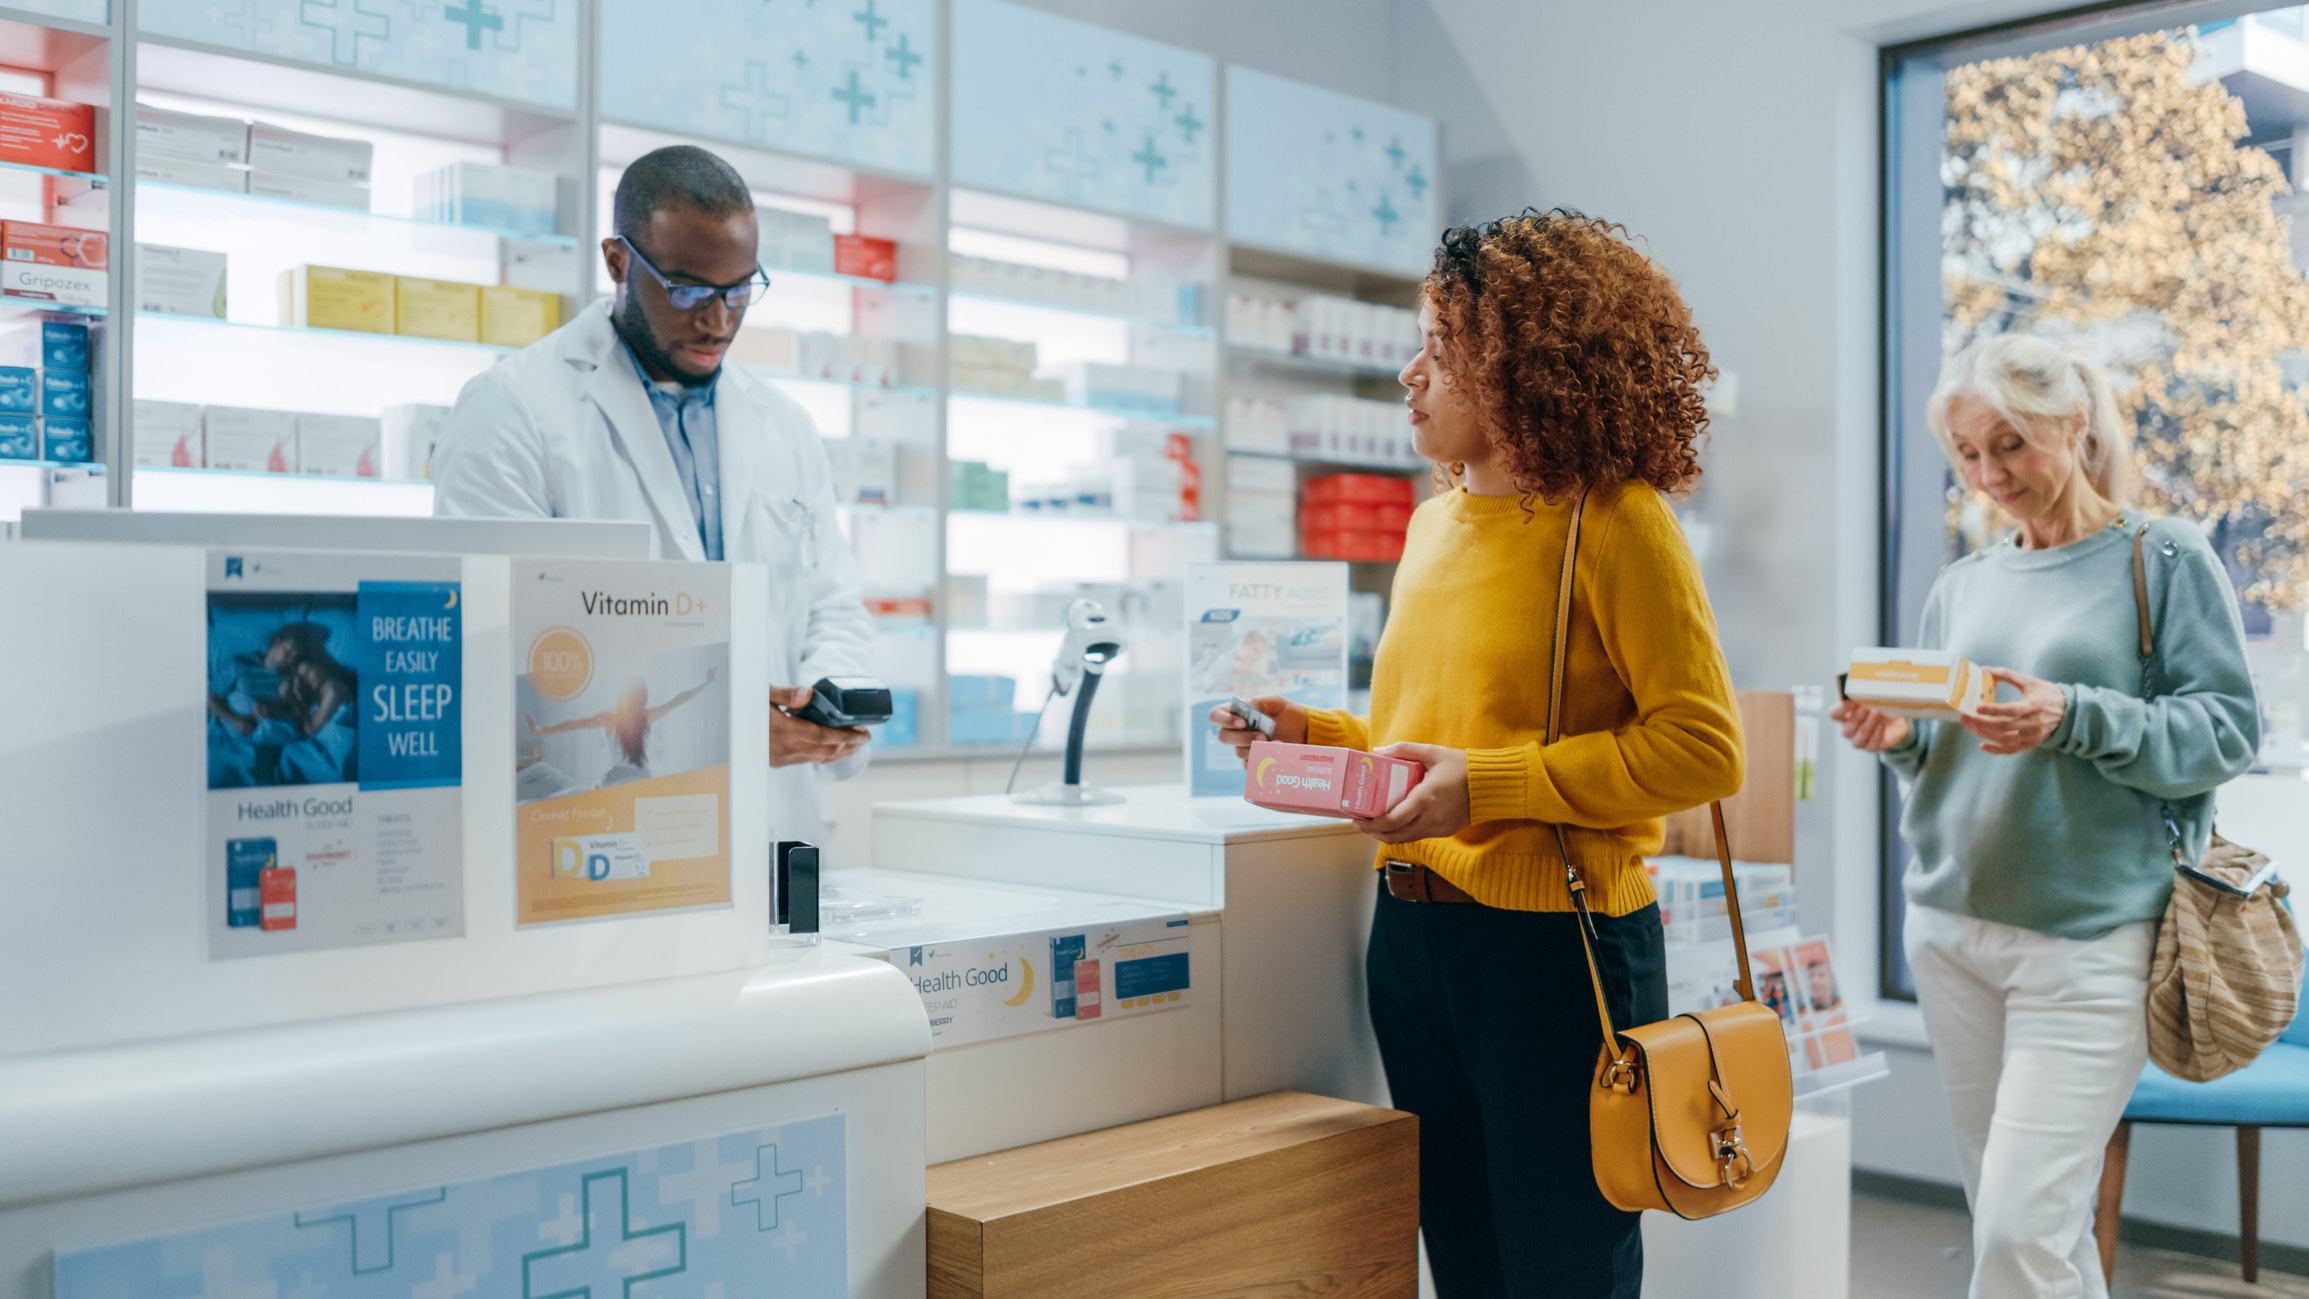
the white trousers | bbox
[1905,903,2154,1299]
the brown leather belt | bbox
[1384,859,1477,904]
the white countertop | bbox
[870,783,1361,845]
[818,868,1197,951]
[0,945,927,1209]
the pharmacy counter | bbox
[0,947,932,1299]
[870,785,1383,1109]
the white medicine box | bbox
[136,243,227,318]
[202,405,298,474]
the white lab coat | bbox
[431,298,874,845]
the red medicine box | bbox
[1,219,107,306]
[833,233,898,282]
[259,865,298,931]
[1243,740,1425,819]
[0,93,94,173]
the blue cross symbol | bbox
[298,0,389,66]
[294,1188,447,1275]
[720,62,789,140]
[523,1170,687,1299]
[853,0,887,42]
[1405,164,1428,199]
[1386,137,1406,167]
[730,1144,806,1231]
[885,32,921,79]
[1133,136,1166,185]
[1148,73,1175,109]
[793,48,808,70]
[831,70,876,124]
[444,0,499,49]
[1108,59,1123,78]
[1174,104,1203,144]
[1372,193,1400,235]
[1352,126,1364,141]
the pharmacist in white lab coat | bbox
[432,144,872,843]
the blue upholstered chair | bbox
[2095,968,2309,1284]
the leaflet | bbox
[1185,561,1350,796]
[203,550,464,959]
[513,559,732,925]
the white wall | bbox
[1405,0,2309,1253]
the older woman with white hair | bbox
[1832,333,2258,1299]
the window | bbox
[1880,4,2304,999]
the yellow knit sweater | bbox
[1305,481,1745,914]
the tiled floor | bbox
[1854,1194,2309,1298]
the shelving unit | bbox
[0,0,1438,759]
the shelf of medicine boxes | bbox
[1224,344,1401,380]
[136,181,578,252]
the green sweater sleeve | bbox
[2046,522,2260,799]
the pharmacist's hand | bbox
[770,685,869,768]
[1828,700,1911,753]
[1208,695,1308,764]
[1355,743,1471,844]
[1962,668,2065,755]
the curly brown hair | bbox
[1424,209,1714,502]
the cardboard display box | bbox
[927,1091,1417,1299]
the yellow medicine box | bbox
[395,275,481,343]
[278,264,394,333]
[478,284,560,348]
[1842,647,1995,720]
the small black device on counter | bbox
[776,840,820,934]
[788,676,894,730]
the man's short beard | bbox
[612,291,718,389]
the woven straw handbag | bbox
[2129,523,2303,1083]
[1544,489,1792,1218]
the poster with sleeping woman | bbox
[204,550,464,960]
[513,559,733,926]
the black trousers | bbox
[1367,879,1668,1299]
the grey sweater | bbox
[1885,514,2260,939]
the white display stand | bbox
[0,949,934,1299]
[1644,1107,1853,1299]
[870,785,1384,1107]
[0,539,774,1056]
[821,867,1224,1163]
[0,532,938,1299]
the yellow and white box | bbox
[395,275,480,343]
[280,264,393,333]
[1843,647,1994,720]
[549,832,651,882]
[478,284,560,348]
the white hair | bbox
[1926,333,2133,506]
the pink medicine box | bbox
[1243,741,1425,819]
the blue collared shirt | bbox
[624,341,724,561]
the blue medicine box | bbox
[0,366,33,413]
[0,413,33,459]
[40,369,89,418]
[42,322,87,372]
[948,674,1018,710]
[42,416,90,463]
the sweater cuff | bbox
[1304,709,1364,750]
[2048,684,2082,752]
[1464,745,1534,825]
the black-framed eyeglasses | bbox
[617,235,770,311]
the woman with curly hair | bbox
[1215,210,1744,1296]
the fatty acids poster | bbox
[1185,561,1349,796]
[204,550,464,960]
[513,560,733,926]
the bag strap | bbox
[1547,489,1755,1061]
[2130,522,2190,868]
